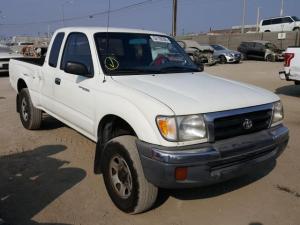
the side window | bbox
[262,20,271,26]
[255,43,264,50]
[61,33,94,75]
[49,32,65,68]
[282,17,293,23]
[272,18,283,24]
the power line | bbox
[1,0,166,27]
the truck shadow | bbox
[0,145,86,225]
[155,160,275,207]
[275,85,300,97]
[41,115,65,130]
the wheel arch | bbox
[16,79,28,113]
[17,78,27,93]
[94,113,146,174]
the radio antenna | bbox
[103,0,111,83]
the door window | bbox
[282,17,293,23]
[272,18,283,24]
[61,33,94,75]
[49,32,65,67]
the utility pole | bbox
[61,0,73,27]
[280,0,284,17]
[256,7,261,33]
[241,0,246,33]
[172,0,177,37]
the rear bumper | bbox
[279,71,300,81]
[137,125,289,189]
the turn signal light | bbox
[175,167,188,181]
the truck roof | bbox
[55,27,167,36]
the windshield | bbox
[265,43,278,50]
[94,33,199,75]
[292,16,300,21]
[211,44,227,51]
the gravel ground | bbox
[0,61,299,225]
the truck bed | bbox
[14,57,45,66]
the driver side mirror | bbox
[64,61,93,78]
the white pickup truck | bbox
[9,27,289,214]
[279,47,300,85]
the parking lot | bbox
[0,61,299,225]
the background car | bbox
[237,41,284,62]
[0,47,23,74]
[260,16,300,32]
[177,40,218,66]
[210,44,241,64]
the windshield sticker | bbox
[104,57,119,71]
[150,36,171,43]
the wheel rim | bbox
[21,98,29,121]
[109,154,133,199]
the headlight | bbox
[156,115,207,142]
[271,101,284,126]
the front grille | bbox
[1,64,8,69]
[214,109,272,141]
[209,145,276,172]
[0,58,9,62]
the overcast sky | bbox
[0,0,299,37]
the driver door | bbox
[53,32,95,135]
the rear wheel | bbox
[293,27,300,32]
[295,81,300,85]
[18,88,42,130]
[102,136,158,214]
[219,55,227,64]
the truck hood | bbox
[113,72,279,115]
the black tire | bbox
[293,27,300,32]
[265,30,271,32]
[219,55,227,64]
[18,88,42,130]
[295,81,300,85]
[266,54,274,62]
[102,136,158,214]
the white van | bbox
[260,16,300,32]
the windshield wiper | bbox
[108,68,158,75]
[158,66,200,73]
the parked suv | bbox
[260,16,300,32]
[238,41,284,62]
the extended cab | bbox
[9,27,289,214]
[279,47,300,85]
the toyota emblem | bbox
[243,118,253,130]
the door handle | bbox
[55,78,61,85]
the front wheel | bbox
[219,55,227,64]
[18,88,42,130]
[266,54,274,62]
[102,136,158,214]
